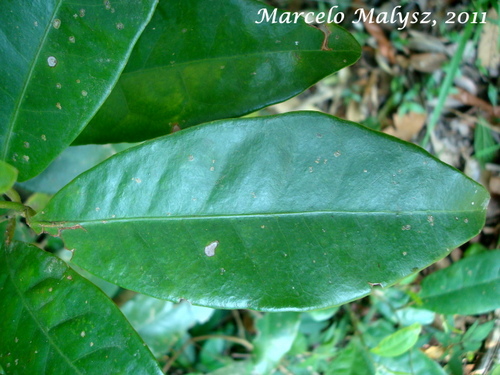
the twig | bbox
[451,88,500,118]
[232,309,246,339]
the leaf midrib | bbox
[2,246,84,375]
[121,48,358,78]
[1,0,64,160]
[35,209,484,226]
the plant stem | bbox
[0,201,26,212]
[421,21,474,148]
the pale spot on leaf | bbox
[204,241,218,257]
[47,56,57,67]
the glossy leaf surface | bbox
[33,112,489,311]
[0,241,162,374]
[74,0,360,144]
[419,250,500,315]
[0,0,158,181]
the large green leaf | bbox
[419,250,500,315]
[32,112,489,311]
[0,241,162,374]
[0,0,158,181]
[74,0,360,144]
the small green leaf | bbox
[200,337,232,372]
[74,0,361,144]
[462,321,495,344]
[307,306,339,322]
[0,241,162,374]
[474,119,499,165]
[209,361,255,375]
[395,308,435,326]
[370,323,422,357]
[374,348,446,375]
[0,161,17,194]
[419,250,500,315]
[32,112,489,311]
[463,242,488,258]
[253,312,301,374]
[0,0,158,181]
[25,192,52,213]
[326,338,374,375]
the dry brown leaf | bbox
[362,16,396,64]
[408,30,447,53]
[362,70,382,118]
[384,111,426,141]
[489,176,500,195]
[410,53,448,73]
[346,100,365,123]
[478,9,500,76]
[451,88,500,118]
[423,345,445,360]
[464,364,475,375]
